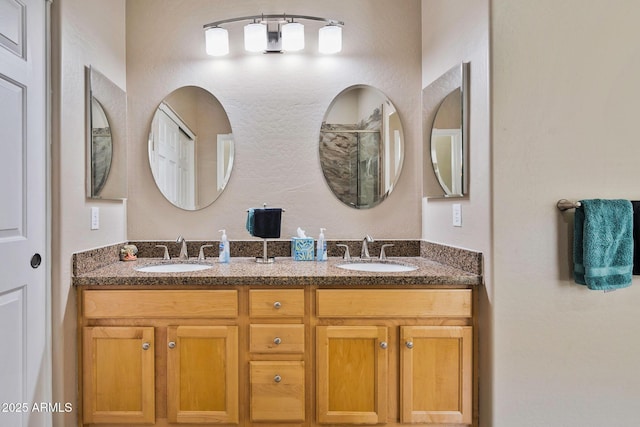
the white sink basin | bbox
[336,261,417,273]
[135,263,213,273]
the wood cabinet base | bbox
[78,286,476,426]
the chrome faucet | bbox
[176,236,189,260]
[361,235,374,259]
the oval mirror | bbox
[319,85,405,209]
[148,86,235,210]
[90,97,113,196]
[430,87,463,196]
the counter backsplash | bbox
[73,239,482,277]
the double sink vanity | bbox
[74,240,481,427]
[81,20,477,424]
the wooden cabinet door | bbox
[400,326,472,425]
[316,326,388,424]
[82,326,155,424]
[250,361,305,422]
[167,325,239,424]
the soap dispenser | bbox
[219,229,230,263]
[317,228,327,261]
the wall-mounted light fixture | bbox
[203,14,344,57]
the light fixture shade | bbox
[282,22,304,51]
[318,25,342,54]
[244,22,267,52]
[205,27,229,56]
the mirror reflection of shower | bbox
[90,97,112,197]
[86,66,127,200]
[321,111,381,207]
[319,85,404,209]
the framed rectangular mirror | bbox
[85,66,127,199]
[422,62,469,198]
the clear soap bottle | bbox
[219,229,230,263]
[317,228,327,261]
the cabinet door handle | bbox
[273,337,282,345]
[273,301,282,309]
[274,375,282,383]
[168,341,176,349]
[405,341,414,349]
[142,342,151,351]
[379,341,388,350]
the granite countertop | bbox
[72,256,481,287]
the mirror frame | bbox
[422,62,469,198]
[85,66,127,200]
[319,84,405,209]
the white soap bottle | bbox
[317,228,327,261]
[219,229,230,263]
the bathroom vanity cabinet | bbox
[80,290,239,425]
[77,286,475,427]
[315,289,473,425]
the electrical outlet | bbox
[91,207,100,230]
[452,204,462,227]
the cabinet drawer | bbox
[316,289,471,318]
[83,290,238,319]
[250,361,305,422]
[249,289,304,318]
[250,324,305,353]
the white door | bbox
[0,0,50,426]
[150,104,196,209]
[216,133,234,191]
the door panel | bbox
[401,326,473,424]
[0,0,48,425]
[0,0,25,57]
[0,287,25,426]
[82,327,155,424]
[0,75,24,239]
[167,325,239,424]
[316,326,388,424]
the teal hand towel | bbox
[573,199,633,290]
[246,208,255,235]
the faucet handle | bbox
[336,244,351,261]
[155,245,170,260]
[379,244,394,260]
[198,244,215,261]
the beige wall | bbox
[421,1,491,251]
[51,1,127,425]
[126,0,422,241]
[50,2,640,426]
[491,0,640,426]
[420,1,492,424]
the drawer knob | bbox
[273,301,282,309]
[273,337,282,345]
[379,341,388,350]
[142,342,151,351]
[168,341,176,349]
[405,341,414,349]
[274,375,282,383]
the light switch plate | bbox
[452,204,462,227]
[91,207,99,230]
